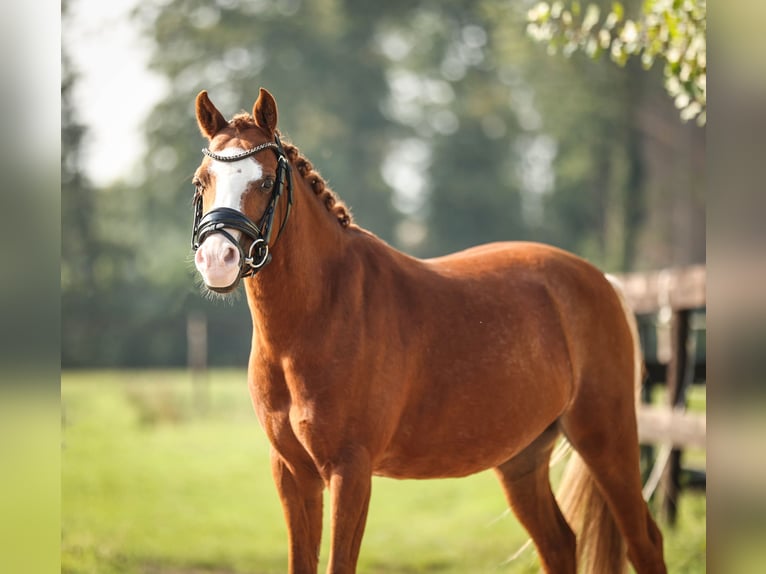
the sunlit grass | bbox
[62,370,705,573]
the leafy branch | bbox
[527,0,706,125]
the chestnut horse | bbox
[190,88,666,574]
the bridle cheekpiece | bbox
[191,135,293,290]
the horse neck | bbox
[243,173,347,344]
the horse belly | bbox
[373,370,569,479]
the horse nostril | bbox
[222,245,238,265]
[195,249,207,266]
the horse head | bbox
[191,88,291,293]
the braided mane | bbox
[230,113,353,228]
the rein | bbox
[191,135,293,286]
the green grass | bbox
[62,370,705,573]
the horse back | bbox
[421,240,634,398]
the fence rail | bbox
[613,265,706,314]
[637,406,706,450]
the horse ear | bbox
[195,91,228,139]
[252,88,278,136]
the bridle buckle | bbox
[245,238,270,272]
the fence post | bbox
[187,311,209,413]
[659,309,690,524]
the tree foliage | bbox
[527,0,706,125]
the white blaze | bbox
[208,148,265,240]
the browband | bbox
[202,141,281,162]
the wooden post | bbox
[639,319,655,483]
[187,312,209,413]
[659,309,690,524]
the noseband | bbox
[191,135,293,289]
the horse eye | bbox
[261,179,274,191]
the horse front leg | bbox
[326,447,372,574]
[271,448,324,574]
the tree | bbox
[527,0,706,125]
[62,0,102,365]
[375,1,655,269]
[61,0,704,366]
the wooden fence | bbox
[612,265,706,524]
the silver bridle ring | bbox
[245,238,270,270]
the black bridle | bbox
[191,135,293,289]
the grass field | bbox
[61,370,705,573]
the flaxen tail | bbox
[555,275,642,573]
[556,452,627,573]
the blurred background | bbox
[60,0,711,572]
[62,0,705,368]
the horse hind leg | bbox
[494,426,577,574]
[559,391,667,574]
[554,274,666,574]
